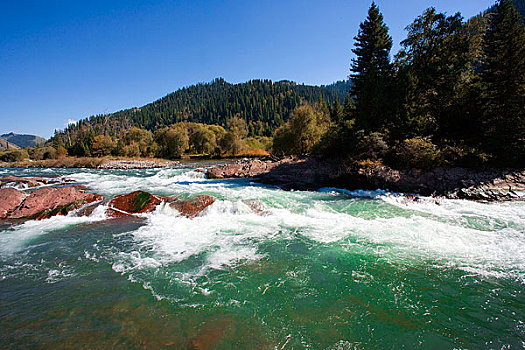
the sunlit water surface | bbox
[0,166,524,349]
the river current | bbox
[0,165,524,349]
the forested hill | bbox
[64,79,343,137]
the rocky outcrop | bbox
[107,191,164,218]
[206,157,525,201]
[207,158,294,179]
[207,157,342,190]
[334,165,525,200]
[0,188,27,219]
[169,195,215,218]
[7,187,104,220]
[107,191,216,218]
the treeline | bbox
[57,79,343,146]
[275,0,525,168]
[47,120,271,159]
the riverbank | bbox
[207,157,525,201]
[2,156,524,201]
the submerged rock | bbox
[169,195,215,218]
[0,188,27,219]
[8,187,104,220]
[243,200,269,215]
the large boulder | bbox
[107,191,164,218]
[106,191,216,218]
[206,158,293,179]
[169,195,215,218]
[0,188,27,219]
[8,187,104,220]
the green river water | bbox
[0,166,523,349]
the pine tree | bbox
[350,2,393,132]
[480,0,525,165]
[330,98,344,124]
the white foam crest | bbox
[66,168,207,196]
[293,206,525,280]
[319,187,387,198]
[110,192,525,282]
[46,262,76,284]
[1,182,31,190]
[0,205,108,256]
[381,193,525,228]
[111,200,278,278]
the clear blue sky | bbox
[0,0,494,138]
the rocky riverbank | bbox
[207,157,525,201]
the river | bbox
[0,165,524,349]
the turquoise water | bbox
[0,166,524,349]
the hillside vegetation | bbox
[37,0,524,168]
[59,79,342,141]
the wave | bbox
[111,194,525,293]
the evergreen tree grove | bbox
[480,0,525,165]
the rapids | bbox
[0,165,524,349]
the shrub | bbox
[0,149,29,162]
[155,125,189,159]
[272,103,329,156]
[390,137,441,169]
[355,132,388,160]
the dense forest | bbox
[58,79,344,141]
[7,0,521,168]
[273,0,524,168]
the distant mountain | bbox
[61,78,342,138]
[1,133,46,148]
[0,137,20,151]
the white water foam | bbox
[108,183,525,286]
[0,204,108,256]
[66,168,207,196]
[3,168,524,288]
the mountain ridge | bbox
[1,133,46,148]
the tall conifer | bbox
[350,2,393,132]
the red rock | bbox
[107,191,163,218]
[0,188,27,219]
[169,195,215,218]
[9,187,104,220]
